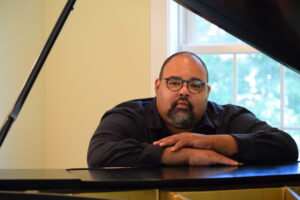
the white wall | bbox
[44,0,151,168]
[0,0,46,168]
[0,0,169,169]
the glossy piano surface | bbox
[0,169,80,190]
[0,163,299,191]
[67,162,300,190]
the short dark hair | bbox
[159,51,209,82]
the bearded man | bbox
[87,51,298,167]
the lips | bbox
[176,100,190,109]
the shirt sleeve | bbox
[223,108,299,164]
[87,110,164,168]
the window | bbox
[169,2,300,149]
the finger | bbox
[157,138,179,147]
[153,138,167,145]
[153,133,195,147]
[216,156,242,166]
[153,140,169,146]
[171,140,188,151]
[201,150,242,166]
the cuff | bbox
[143,144,164,166]
[231,134,255,162]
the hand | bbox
[161,147,241,166]
[153,132,238,156]
[154,132,211,151]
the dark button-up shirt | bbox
[87,98,298,167]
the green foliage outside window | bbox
[195,16,300,151]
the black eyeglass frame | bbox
[161,77,207,94]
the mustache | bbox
[171,97,193,109]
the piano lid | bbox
[174,0,300,71]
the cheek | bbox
[156,89,176,113]
[159,93,173,107]
[191,96,208,118]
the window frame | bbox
[169,4,300,131]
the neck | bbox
[165,122,194,134]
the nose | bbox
[178,82,190,97]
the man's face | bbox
[155,54,210,132]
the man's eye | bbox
[169,80,181,85]
[190,81,202,88]
[190,83,201,88]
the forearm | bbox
[88,139,163,167]
[161,147,189,166]
[161,147,241,166]
[210,135,238,156]
[232,130,298,164]
[154,133,238,157]
[89,111,165,167]
[218,109,298,164]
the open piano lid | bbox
[175,0,300,71]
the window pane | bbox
[195,16,243,45]
[284,68,300,126]
[200,54,233,104]
[237,54,280,126]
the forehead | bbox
[163,54,207,81]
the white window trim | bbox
[181,9,258,54]
[177,6,300,131]
[151,0,184,96]
[182,44,258,54]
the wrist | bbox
[211,135,238,156]
[161,147,189,166]
[208,135,217,151]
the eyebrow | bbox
[167,76,181,79]
[167,76,204,82]
[190,78,205,83]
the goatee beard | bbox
[167,98,194,129]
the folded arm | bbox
[87,111,163,168]
[154,133,238,156]
[161,146,241,166]
[154,110,299,164]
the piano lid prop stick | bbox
[0,0,77,147]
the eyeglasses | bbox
[161,77,207,94]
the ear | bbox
[155,78,161,94]
[206,85,211,98]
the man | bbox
[87,51,298,168]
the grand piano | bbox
[1,0,300,199]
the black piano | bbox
[1,0,300,199]
[175,0,300,69]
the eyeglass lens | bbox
[166,78,204,93]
